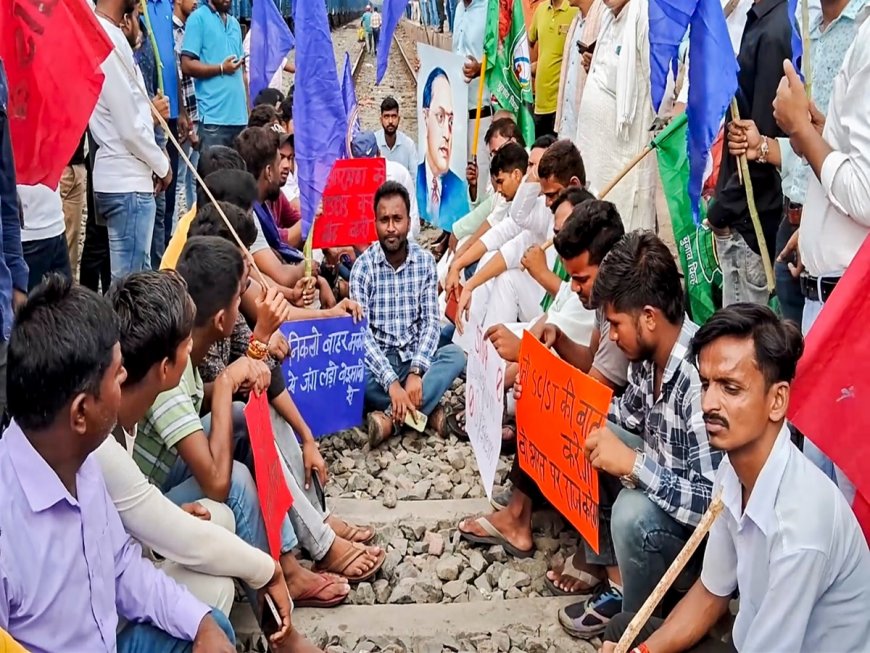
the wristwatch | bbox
[409,367,423,377]
[620,451,644,489]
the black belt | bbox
[799,273,840,303]
[468,106,492,120]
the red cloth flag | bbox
[788,236,870,543]
[1,0,113,188]
[245,393,294,559]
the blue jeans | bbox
[198,123,245,153]
[446,0,456,31]
[117,608,234,652]
[94,191,156,281]
[161,403,298,557]
[180,134,200,209]
[422,0,438,26]
[584,423,697,613]
[774,215,804,325]
[365,345,466,416]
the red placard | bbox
[245,393,293,559]
[516,332,613,552]
[312,158,386,248]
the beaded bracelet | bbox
[247,335,269,360]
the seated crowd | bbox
[3,57,870,653]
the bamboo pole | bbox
[597,145,655,200]
[730,98,775,295]
[140,0,165,95]
[614,495,725,653]
[110,48,270,289]
[800,0,813,101]
[470,54,488,161]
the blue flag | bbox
[340,51,361,157]
[249,0,295,103]
[376,0,410,84]
[293,0,347,239]
[649,0,738,222]
[788,0,804,80]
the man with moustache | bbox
[417,68,470,228]
[601,304,870,652]
[554,231,722,639]
[351,182,466,446]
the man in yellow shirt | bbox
[529,0,579,139]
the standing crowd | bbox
[0,0,869,651]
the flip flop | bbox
[293,573,349,608]
[446,407,468,440]
[458,515,534,559]
[544,554,602,596]
[330,518,376,545]
[315,542,386,584]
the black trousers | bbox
[79,132,111,294]
[23,234,71,291]
[603,612,736,653]
[534,112,557,140]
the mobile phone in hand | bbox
[261,595,282,639]
[404,410,428,433]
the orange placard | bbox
[516,332,612,552]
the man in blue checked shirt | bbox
[351,181,466,447]
[554,231,723,640]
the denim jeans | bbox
[180,134,200,209]
[198,124,245,152]
[446,0,456,31]
[364,344,466,416]
[422,0,438,26]
[584,423,697,614]
[774,216,804,325]
[161,403,298,557]
[94,191,156,281]
[117,608,235,652]
[22,234,71,291]
[152,188,167,271]
[714,230,769,307]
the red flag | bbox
[1,0,113,188]
[244,392,294,559]
[789,236,870,542]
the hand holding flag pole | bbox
[800,0,812,101]
[730,98,775,295]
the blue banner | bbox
[280,315,367,437]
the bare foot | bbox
[271,627,324,653]
[458,508,534,553]
[318,537,384,579]
[280,553,349,602]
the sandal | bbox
[315,542,386,584]
[293,573,349,608]
[446,407,468,440]
[544,553,604,596]
[458,515,534,559]
[329,517,376,545]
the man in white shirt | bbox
[602,303,870,653]
[16,185,70,291]
[375,97,418,181]
[91,0,171,281]
[771,8,870,497]
[453,0,491,200]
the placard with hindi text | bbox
[516,332,613,552]
[312,158,385,248]
[279,315,368,437]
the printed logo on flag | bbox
[510,29,532,91]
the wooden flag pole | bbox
[470,54,488,162]
[614,495,725,653]
[800,0,813,101]
[110,48,270,289]
[730,98,775,294]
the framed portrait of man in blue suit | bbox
[416,44,470,231]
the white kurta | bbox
[576,3,656,232]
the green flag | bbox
[484,0,535,145]
[652,114,722,324]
